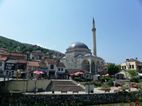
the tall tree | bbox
[107,64,120,76]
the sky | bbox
[0,0,142,64]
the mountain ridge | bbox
[0,36,64,58]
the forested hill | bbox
[0,36,64,58]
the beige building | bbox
[121,58,142,72]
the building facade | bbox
[39,57,66,79]
[61,19,105,75]
[121,58,142,72]
[0,57,7,77]
[0,52,27,79]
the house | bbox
[56,62,66,79]
[121,58,142,72]
[9,52,27,60]
[27,61,40,78]
[0,48,8,54]
[27,61,40,72]
[0,56,7,77]
[3,52,27,79]
[29,50,44,61]
[39,57,66,79]
[45,59,57,79]
[4,58,27,78]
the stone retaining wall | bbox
[0,92,141,106]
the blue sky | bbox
[0,0,142,64]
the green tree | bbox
[107,64,120,76]
[127,70,138,77]
[127,70,140,82]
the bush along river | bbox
[0,91,142,106]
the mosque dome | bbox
[68,42,89,49]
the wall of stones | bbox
[0,92,141,106]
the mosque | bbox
[61,19,105,75]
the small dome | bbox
[68,42,88,49]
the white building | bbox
[61,19,105,75]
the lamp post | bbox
[34,76,37,94]
[88,83,90,94]
[86,82,90,94]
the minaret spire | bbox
[92,18,97,56]
[93,17,95,28]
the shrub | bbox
[107,79,114,86]
[73,77,83,82]
[130,76,140,83]
[92,81,102,87]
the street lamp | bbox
[34,76,37,94]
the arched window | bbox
[82,60,90,72]
[91,61,96,74]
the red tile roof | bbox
[0,53,9,56]
[0,56,7,61]
[10,52,26,57]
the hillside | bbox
[0,36,64,58]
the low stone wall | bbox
[0,79,51,93]
[0,92,141,106]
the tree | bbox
[127,70,140,82]
[107,64,120,76]
[127,70,138,77]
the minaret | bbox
[92,18,97,56]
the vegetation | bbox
[107,63,121,76]
[127,70,138,77]
[73,76,92,82]
[0,36,49,53]
[92,81,102,87]
[0,36,64,57]
[127,70,140,82]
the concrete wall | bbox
[4,79,51,93]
